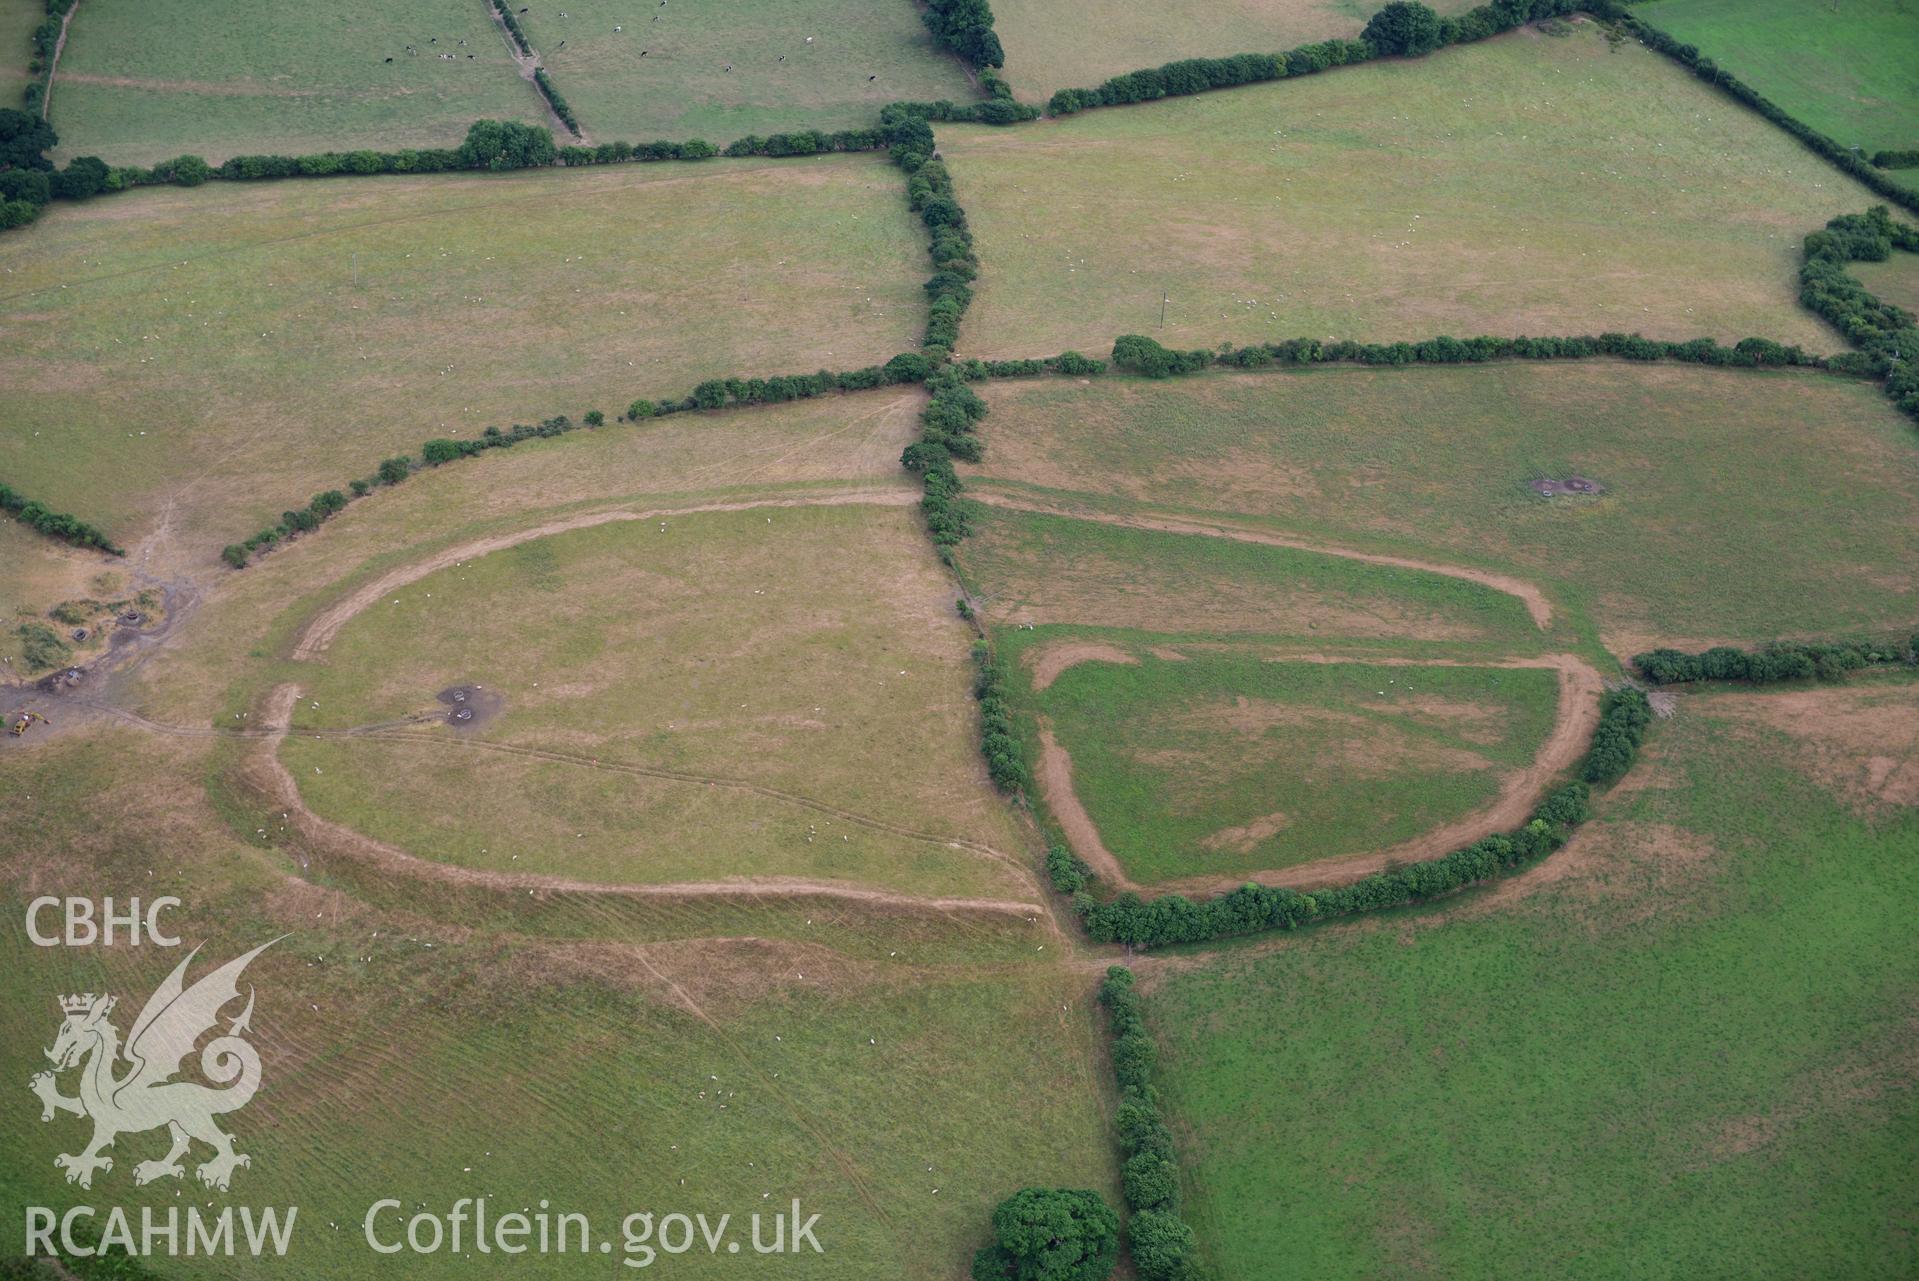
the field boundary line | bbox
[968,491,1556,629]
[288,488,919,660]
[483,0,582,140]
[39,0,77,120]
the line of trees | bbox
[22,0,77,113]
[218,125,890,184]
[533,68,580,136]
[0,109,107,229]
[901,367,983,551]
[1582,685,1652,785]
[1069,687,1651,949]
[221,450,423,569]
[0,114,950,231]
[1097,967,1201,1281]
[1109,330,1830,378]
[1621,14,1919,220]
[1633,638,1918,686]
[886,104,974,356]
[971,640,1029,792]
[0,482,123,555]
[1798,206,1919,424]
[487,0,531,55]
[222,348,955,566]
[1046,0,1603,117]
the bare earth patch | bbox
[1142,697,1493,783]
[1026,641,1139,692]
[1718,682,1919,812]
[1201,811,1292,854]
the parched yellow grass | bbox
[123,387,925,724]
[0,155,924,563]
[277,501,1033,896]
[0,731,1116,1280]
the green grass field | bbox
[941,24,1881,357]
[1147,676,1919,1279]
[958,506,1542,653]
[1026,648,1557,883]
[520,0,976,143]
[1636,0,1919,155]
[0,733,1115,1280]
[279,502,1031,896]
[989,0,1477,102]
[0,0,41,106]
[46,0,545,166]
[1854,248,1919,316]
[963,363,1919,656]
[0,155,922,564]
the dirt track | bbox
[972,492,1555,630]
[290,488,916,660]
[1031,647,1604,897]
[38,0,77,119]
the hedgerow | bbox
[1634,638,1919,686]
[1,119,904,232]
[21,0,76,113]
[885,104,972,355]
[486,0,531,55]
[1046,843,1091,894]
[1582,685,1653,785]
[533,68,580,136]
[1068,687,1652,949]
[1098,968,1202,1281]
[222,351,948,566]
[1797,206,1919,423]
[1621,13,1919,220]
[0,482,123,555]
[1112,330,1832,377]
[1045,0,1600,117]
[972,641,1028,792]
[901,368,984,549]
[1874,150,1919,171]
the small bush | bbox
[17,621,70,672]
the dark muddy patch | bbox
[437,684,504,730]
[1528,475,1604,498]
[38,666,86,693]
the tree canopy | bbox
[971,1188,1119,1281]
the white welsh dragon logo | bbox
[29,939,280,1191]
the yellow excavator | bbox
[8,709,47,737]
